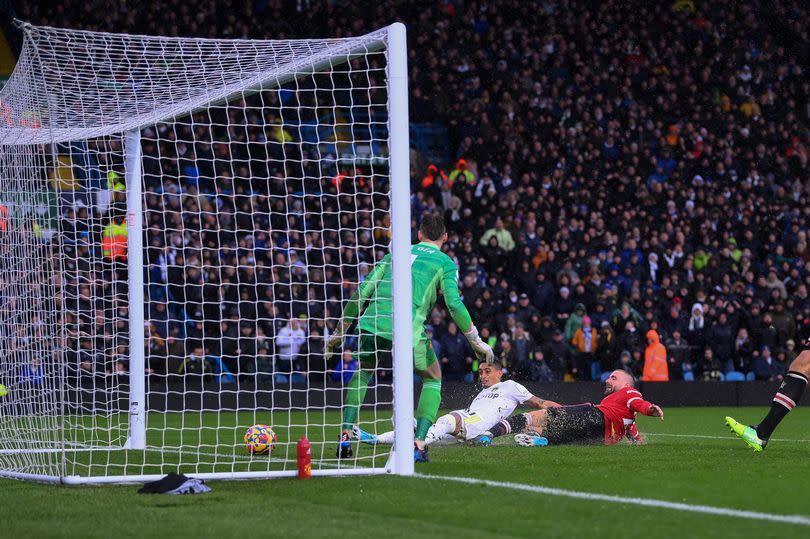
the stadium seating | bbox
[16,0,809,384]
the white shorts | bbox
[455,409,493,440]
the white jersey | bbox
[463,380,533,434]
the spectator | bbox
[571,316,599,380]
[19,358,45,386]
[687,304,707,352]
[753,346,786,382]
[589,302,611,332]
[555,287,575,328]
[771,301,796,344]
[178,343,213,379]
[447,159,475,189]
[784,339,798,364]
[530,272,555,316]
[494,333,515,374]
[619,320,643,357]
[479,217,515,252]
[331,349,358,385]
[708,313,735,373]
[612,302,642,335]
[522,347,557,382]
[542,329,571,380]
[514,293,538,327]
[665,330,691,381]
[615,350,639,378]
[596,321,617,375]
[440,321,473,382]
[730,328,754,374]
[700,348,724,382]
[512,324,534,372]
[276,316,307,375]
[564,303,587,343]
[642,330,668,382]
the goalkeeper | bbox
[326,212,494,462]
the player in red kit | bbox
[483,370,664,446]
[594,371,663,444]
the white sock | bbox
[376,430,395,444]
[425,414,456,446]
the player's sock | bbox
[341,369,373,431]
[756,371,808,440]
[415,379,442,441]
[488,413,529,438]
[376,430,395,444]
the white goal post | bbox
[0,21,413,483]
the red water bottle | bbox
[297,436,311,479]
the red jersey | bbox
[596,387,654,444]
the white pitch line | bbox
[417,474,810,527]
[646,433,810,443]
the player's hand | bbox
[629,433,647,445]
[325,333,342,361]
[648,404,664,420]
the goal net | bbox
[0,21,413,483]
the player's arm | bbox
[325,256,390,357]
[524,395,561,409]
[440,261,494,362]
[627,391,664,420]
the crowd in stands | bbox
[15,0,809,385]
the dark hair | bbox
[419,212,446,241]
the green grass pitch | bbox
[3,407,810,538]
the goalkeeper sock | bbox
[488,413,529,438]
[341,370,373,431]
[756,371,808,440]
[415,379,442,441]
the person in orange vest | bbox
[420,164,446,202]
[102,215,128,261]
[642,329,669,381]
[0,203,8,233]
[421,164,447,189]
[332,169,367,193]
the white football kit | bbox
[426,380,534,444]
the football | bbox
[243,424,277,455]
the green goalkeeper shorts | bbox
[356,331,437,372]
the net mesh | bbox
[0,22,401,481]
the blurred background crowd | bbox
[10,0,809,386]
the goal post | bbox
[124,127,145,452]
[0,21,413,483]
[386,22,414,478]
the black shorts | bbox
[542,404,605,445]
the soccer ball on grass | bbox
[243,424,277,455]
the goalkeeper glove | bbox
[464,325,494,363]
[325,327,345,362]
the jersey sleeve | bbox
[505,381,534,404]
[625,389,653,416]
[341,255,390,325]
[439,256,473,332]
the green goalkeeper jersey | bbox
[345,242,473,342]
